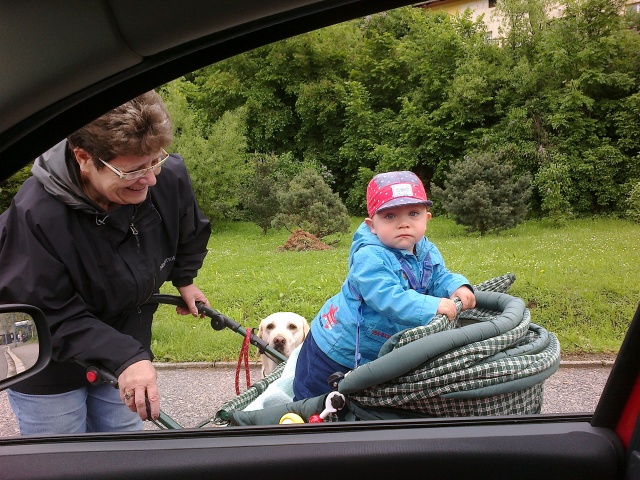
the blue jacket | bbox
[311,222,471,369]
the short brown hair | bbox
[67,90,172,168]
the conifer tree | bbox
[432,152,532,235]
[272,169,350,239]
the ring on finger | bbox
[124,390,134,401]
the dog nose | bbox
[273,335,287,353]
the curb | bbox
[154,360,615,370]
[155,361,261,369]
[559,360,615,369]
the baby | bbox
[293,171,476,400]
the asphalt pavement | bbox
[0,360,613,436]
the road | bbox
[1,343,39,379]
[0,363,611,436]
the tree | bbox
[346,166,376,216]
[432,152,532,235]
[626,181,640,224]
[241,153,286,234]
[165,1,640,219]
[272,169,350,239]
[534,160,572,225]
[161,79,250,222]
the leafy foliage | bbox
[0,164,31,213]
[240,153,282,234]
[161,79,250,222]
[626,181,640,223]
[345,166,376,216]
[161,0,639,221]
[534,160,572,225]
[432,152,532,234]
[5,2,638,224]
[5,1,636,227]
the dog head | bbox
[257,312,309,376]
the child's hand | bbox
[437,298,457,322]
[451,286,476,311]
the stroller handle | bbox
[146,294,288,365]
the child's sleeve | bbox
[349,249,442,326]
[428,245,473,298]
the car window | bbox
[1,1,638,438]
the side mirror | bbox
[0,304,51,390]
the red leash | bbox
[235,327,252,395]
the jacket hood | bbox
[31,140,99,213]
[348,221,427,268]
[348,222,386,267]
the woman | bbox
[0,91,211,434]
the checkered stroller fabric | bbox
[348,307,558,416]
[214,273,560,424]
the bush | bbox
[431,152,532,235]
[272,168,351,238]
[345,166,375,216]
[240,153,282,234]
[535,161,572,226]
[626,181,640,223]
[162,81,249,222]
[0,165,32,213]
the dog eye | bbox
[266,323,275,330]
[288,324,297,331]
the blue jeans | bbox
[293,330,350,400]
[8,383,143,435]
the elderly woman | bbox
[0,91,211,434]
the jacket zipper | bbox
[130,223,140,252]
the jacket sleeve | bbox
[426,244,473,298]
[0,195,150,375]
[167,155,211,288]
[349,248,442,326]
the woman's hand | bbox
[176,283,210,317]
[118,359,159,421]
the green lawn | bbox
[151,216,640,362]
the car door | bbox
[0,1,636,479]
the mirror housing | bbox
[0,304,51,390]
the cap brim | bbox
[375,198,433,214]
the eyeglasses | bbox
[97,149,170,180]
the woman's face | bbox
[75,148,165,211]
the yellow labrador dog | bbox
[257,312,309,376]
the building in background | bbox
[418,0,640,39]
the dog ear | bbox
[302,319,310,340]
[257,321,265,340]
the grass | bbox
[151,216,640,362]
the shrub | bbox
[240,153,282,234]
[345,166,375,216]
[626,181,640,223]
[535,161,572,226]
[272,168,351,238]
[0,164,32,213]
[432,152,532,235]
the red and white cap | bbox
[366,171,432,217]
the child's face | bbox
[365,203,431,251]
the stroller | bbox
[213,273,561,426]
